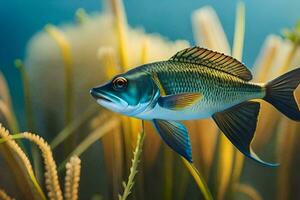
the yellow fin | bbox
[158,92,203,110]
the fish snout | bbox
[90,87,100,99]
[90,87,112,102]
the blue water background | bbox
[0,0,299,126]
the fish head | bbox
[90,70,158,116]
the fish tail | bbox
[263,68,300,121]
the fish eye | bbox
[113,77,127,90]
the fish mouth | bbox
[90,88,112,103]
[90,87,128,112]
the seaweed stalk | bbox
[98,47,124,199]
[45,24,74,126]
[14,59,42,182]
[234,184,263,200]
[217,3,245,199]
[109,0,129,69]
[59,115,120,171]
[108,0,135,169]
[182,159,213,200]
[0,100,19,134]
[231,1,246,186]
[64,156,81,200]
[14,59,35,131]
[0,72,12,108]
[50,105,98,149]
[277,21,300,200]
[118,121,145,200]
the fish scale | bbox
[141,60,264,114]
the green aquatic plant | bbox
[118,122,145,200]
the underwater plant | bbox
[1,0,300,199]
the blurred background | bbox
[0,0,300,200]
[1,0,300,122]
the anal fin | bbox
[212,101,279,167]
[152,119,193,162]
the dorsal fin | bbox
[169,46,252,81]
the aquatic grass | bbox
[97,47,120,79]
[192,6,230,53]
[182,158,213,200]
[0,73,19,133]
[0,100,19,134]
[45,24,74,126]
[234,184,263,200]
[109,0,129,69]
[191,6,228,177]
[4,1,300,199]
[50,105,98,149]
[14,59,35,131]
[108,0,138,169]
[98,46,125,199]
[231,1,246,187]
[252,36,282,150]
[163,148,174,200]
[277,21,300,200]
[118,121,145,200]
[0,189,14,200]
[5,132,64,200]
[64,156,81,200]
[0,125,89,200]
[0,125,46,200]
[192,3,246,199]
[141,39,149,64]
[0,72,12,108]
[14,59,42,182]
[58,115,120,171]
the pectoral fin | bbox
[212,101,279,167]
[152,119,193,162]
[158,93,203,110]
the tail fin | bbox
[263,68,300,121]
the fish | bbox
[90,46,300,167]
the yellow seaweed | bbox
[45,24,74,126]
[59,115,120,170]
[182,158,213,200]
[0,125,46,200]
[231,1,246,186]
